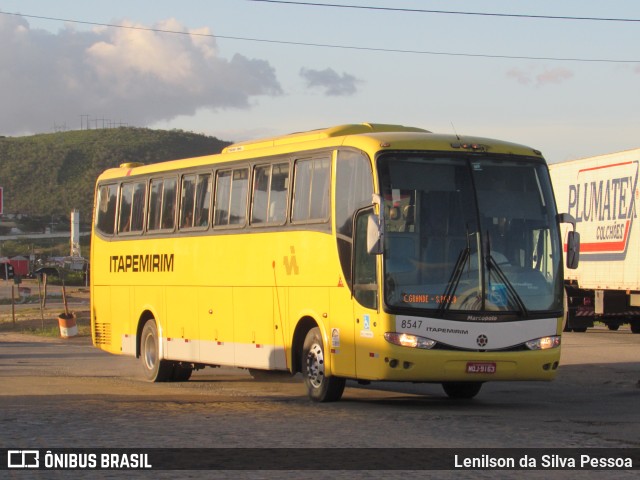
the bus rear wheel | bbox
[140,319,174,382]
[442,381,483,399]
[302,327,345,402]
[172,364,193,382]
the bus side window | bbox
[194,173,212,227]
[161,178,177,230]
[180,174,196,229]
[251,162,289,225]
[130,182,146,232]
[214,167,248,227]
[118,184,132,233]
[251,165,270,224]
[335,150,373,286]
[292,157,330,223]
[269,163,289,224]
[214,170,232,226]
[119,182,145,234]
[96,184,118,235]
[147,179,163,231]
[353,207,378,309]
[148,177,177,232]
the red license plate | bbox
[466,362,496,374]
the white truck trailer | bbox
[549,148,640,333]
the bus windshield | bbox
[379,153,563,317]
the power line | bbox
[249,0,640,23]
[1,11,638,63]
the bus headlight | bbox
[384,332,436,349]
[525,336,561,350]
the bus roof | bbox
[99,123,543,180]
[222,123,430,153]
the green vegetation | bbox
[0,127,231,228]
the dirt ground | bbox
[0,278,90,336]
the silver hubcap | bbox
[306,342,325,388]
[143,332,156,371]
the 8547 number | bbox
[400,319,423,329]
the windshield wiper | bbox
[486,254,529,317]
[437,246,469,316]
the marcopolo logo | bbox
[566,160,639,258]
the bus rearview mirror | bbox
[566,230,580,270]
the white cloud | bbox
[0,14,282,134]
[299,67,362,96]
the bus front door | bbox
[353,207,381,379]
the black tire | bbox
[140,319,174,382]
[302,327,345,402]
[607,324,620,331]
[572,327,587,333]
[442,381,483,399]
[172,364,193,382]
[631,321,640,334]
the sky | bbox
[0,0,639,163]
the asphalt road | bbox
[0,327,639,479]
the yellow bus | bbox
[91,123,579,402]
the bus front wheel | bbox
[302,327,345,402]
[140,319,174,382]
[442,381,482,399]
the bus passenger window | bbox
[251,165,270,224]
[292,157,330,223]
[269,163,289,224]
[119,182,145,234]
[96,184,118,235]
[194,173,211,227]
[251,162,289,225]
[230,168,249,225]
[130,182,146,232]
[148,177,177,231]
[214,170,231,226]
[214,168,248,227]
[161,178,177,230]
[118,184,133,233]
[180,175,196,229]
[148,179,163,231]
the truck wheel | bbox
[631,321,640,334]
[302,327,345,402]
[607,324,620,331]
[442,382,482,399]
[140,319,174,382]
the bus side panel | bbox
[133,284,167,355]
[165,286,199,362]
[233,287,280,369]
[109,286,130,355]
[329,286,356,377]
[92,285,119,354]
[198,286,235,366]
[272,285,289,370]
[289,286,331,369]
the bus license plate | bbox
[466,362,496,374]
